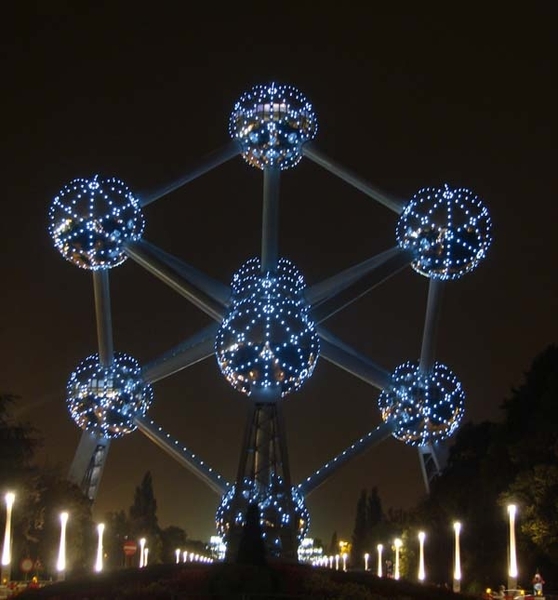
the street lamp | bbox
[139,537,146,568]
[418,531,426,581]
[95,523,105,572]
[453,521,461,593]
[1,492,15,584]
[335,554,340,570]
[364,552,369,571]
[175,548,181,564]
[394,538,402,580]
[143,547,149,567]
[377,544,383,577]
[508,504,518,591]
[57,512,69,581]
[342,552,348,572]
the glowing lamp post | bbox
[364,552,370,571]
[57,512,69,581]
[394,538,402,580]
[143,547,149,567]
[175,548,181,564]
[342,552,348,572]
[139,537,146,568]
[335,554,340,570]
[95,523,105,572]
[418,531,426,581]
[377,544,383,577]
[1,492,15,584]
[453,521,461,593]
[508,504,518,591]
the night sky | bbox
[2,4,557,545]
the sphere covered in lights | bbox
[216,478,309,554]
[215,257,319,397]
[48,175,145,270]
[229,82,317,170]
[396,184,493,280]
[66,353,153,438]
[378,361,465,446]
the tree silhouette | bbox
[128,471,163,562]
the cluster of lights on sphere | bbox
[215,477,310,548]
[215,257,319,397]
[66,353,153,438]
[377,361,465,446]
[396,184,493,280]
[229,83,318,171]
[48,176,145,270]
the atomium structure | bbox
[48,82,493,561]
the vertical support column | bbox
[419,278,444,374]
[67,270,113,500]
[261,166,280,273]
[227,391,298,562]
[418,277,446,492]
[93,269,114,367]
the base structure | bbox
[223,398,299,562]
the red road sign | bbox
[20,558,33,573]
[123,540,137,556]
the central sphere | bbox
[229,82,317,170]
[215,257,319,397]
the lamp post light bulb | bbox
[394,538,402,580]
[453,521,462,592]
[377,544,383,577]
[364,552,370,571]
[1,493,15,568]
[57,512,69,577]
[95,523,105,572]
[418,531,426,581]
[139,537,146,568]
[508,504,518,586]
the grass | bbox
[14,561,482,599]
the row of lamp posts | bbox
[358,506,519,591]
[1,492,521,585]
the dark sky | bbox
[2,4,557,544]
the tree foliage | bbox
[350,344,558,590]
[128,471,163,563]
[0,393,41,486]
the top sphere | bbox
[396,184,493,280]
[48,175,145,270]
[229,83,317,170]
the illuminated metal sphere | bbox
[66,352,153,439]
[48,175,145,270]
[215,478,310,550]
[215,257,319,397]
[229,82,317,170]
[396,184,493,280]
[377,361,465,446]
